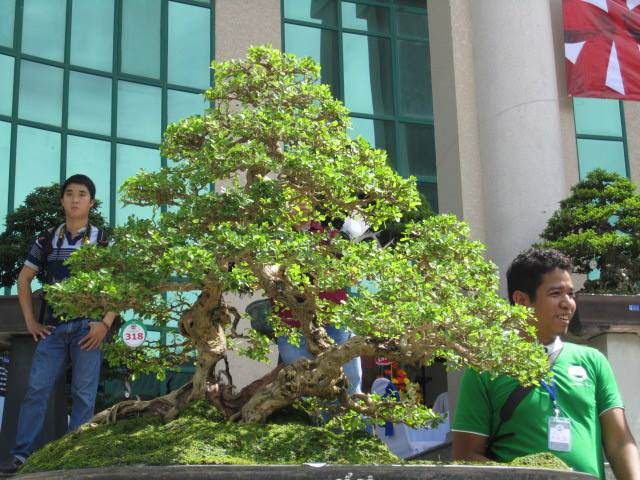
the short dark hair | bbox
[61,174,96,200]
[506,248,573,304]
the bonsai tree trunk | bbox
[178,281,229,402]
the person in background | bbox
[275,218,362,396]
[0,175,117,474]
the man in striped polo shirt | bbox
[0,175,117,474]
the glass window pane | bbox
[0,0,15,47]
[397,39,432,118]
[341,2,389,34]
[165,290,199,329]
[66,136,111,219]
[166,332,187,351]
[121,0,160,78]
[19,61,63,126]
[145,330,161,343]
[167,90,206,125]
[14,126,60,208]
[350,116,396,168]
[417,182,438,212]
[0,121,10,231]
[21,0,66,61]
[168,2,211,89]
[0,54,14,116]
[116,144,160,225]
[573,98,623,137]
[343,33,393,115]
[577,139,627,179]
[394,0,426,9]
[400,122,436,178]
[396,9,428,38]
[349,117,373,142]
[284,24,339,98]
[68,72,112,135]
[283,0,337,26]
[117,81,161,143]
[70,0,114,72]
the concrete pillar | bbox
[429,0,571,419]
[215,0,281,62]
[213,0,282,388]
[430,0,570,281]
[469,0,568,284]
[427,0,479,420]
[428,0,484,419]
[624,101,640,187]
[428,0,486,245]
[589,333,640,441]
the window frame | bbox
[0,0,214,225]
[281,0,437,207]
[0,0,214,308]
[573,98,630,179]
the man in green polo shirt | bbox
[452,248,640,479]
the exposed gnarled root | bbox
[89,382,193,426]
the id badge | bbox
[548,416,571,452]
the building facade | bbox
[426,1,640,441]
[1,0,639,441]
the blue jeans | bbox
[277,325,362,395]
[12,319,102,461]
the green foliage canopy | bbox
[43,46,547,425]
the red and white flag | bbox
[564,0,640,100]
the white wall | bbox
[590,333,640,442]
[214,0,282,388]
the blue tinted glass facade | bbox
[0,0,213,233]
[573,98,629,179]
[283,0,437,210]
[0,0,213,366]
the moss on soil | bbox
[19,402,570,474]
[507,452,570,470]
[19,402,399,474]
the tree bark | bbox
[239,336,374,422]
[178,280,230,402]
[250,263,333,356]
[90,382,193,425]
[237,332,444,423]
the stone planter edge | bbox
[569,292,640,339]
[15,463,596,480]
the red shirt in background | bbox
[277,220,346,328]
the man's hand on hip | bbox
[79,321,108,351]
[25,319,54,342]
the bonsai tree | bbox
[44,46,547,427]
[540,168,640,293]
[0,184,109,288]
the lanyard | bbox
[540,340,564,418]
[540,378,561,417]
[56,223,91,249]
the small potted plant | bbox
[539,168,640,336]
